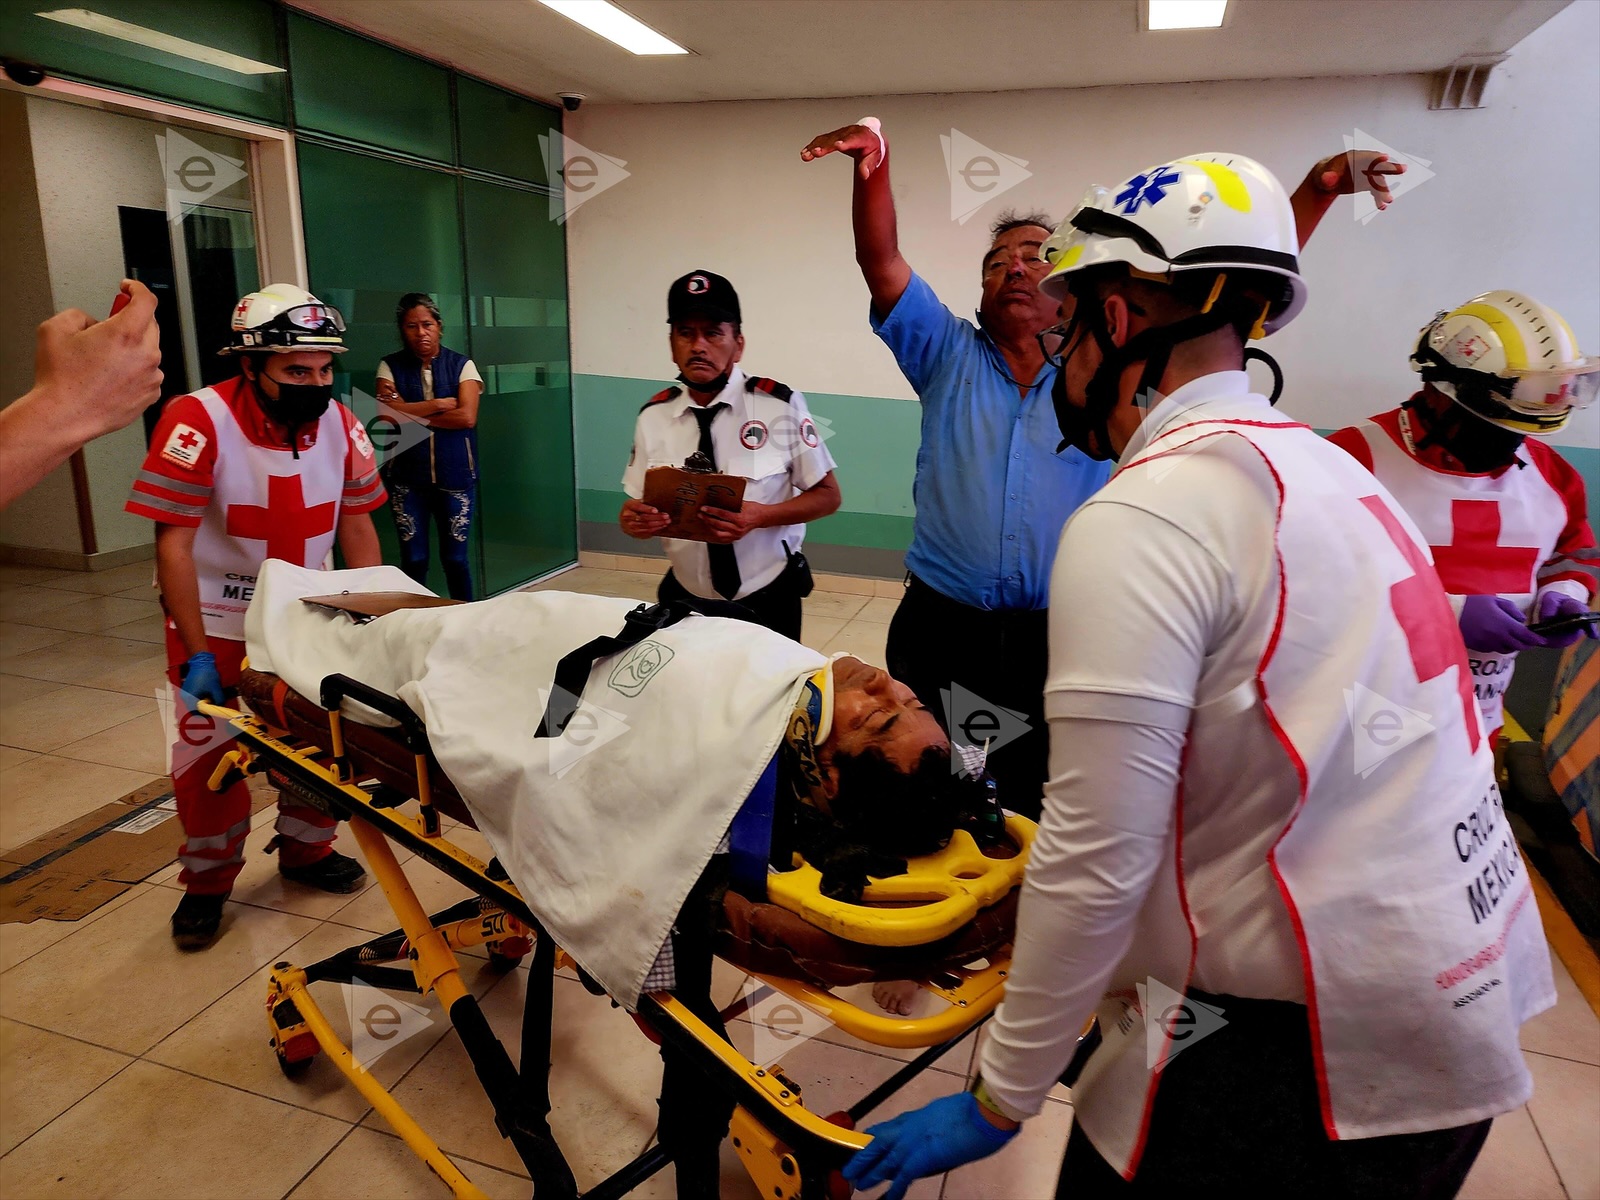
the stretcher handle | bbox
[319,673,429,753]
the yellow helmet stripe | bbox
[1552,309,1580,362]
[1453,301,1530,371]
[1175,159,1252,212]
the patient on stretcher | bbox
[247,561,1001,1003]
[245,561,1018,1199]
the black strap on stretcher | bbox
[533,596,758,738]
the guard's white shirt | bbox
[622,367,837,600]
[979,372,1552,1174]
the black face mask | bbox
[1052,363,1114,462]
[251,374,332,456]
[1406,395,1525,473]
[1051,314,1120,462]
[677,368,731,396]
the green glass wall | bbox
[296,142,466,590]
[285,12,454,164]
[291,15,574,594]
[457,76,558,187]
[462,179,575,591]
[0,0,287,123]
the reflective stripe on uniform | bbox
[138,469,210,497]
[130,490,207,519]
[275,812,337,844]
[182,817,251,852]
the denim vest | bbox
[382,346,477,488]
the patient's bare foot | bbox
[873,980,918,1015]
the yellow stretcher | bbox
[198,662,1060,1199]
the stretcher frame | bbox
[198,673,1027,1199]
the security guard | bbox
[621,271,841,639]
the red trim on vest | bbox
[1126,423,1337,1146]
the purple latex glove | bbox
[1536,591,1599,649]
[1459,595,1548,654]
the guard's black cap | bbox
[667,270,741,326]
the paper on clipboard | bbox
[642,466,747,542]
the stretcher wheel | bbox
[276,1049,313,1079]
[487,934,531,972]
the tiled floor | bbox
[2,559,1598,1199]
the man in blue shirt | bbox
[801,122,1403,818]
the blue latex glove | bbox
[179,651,224,713]
[843,1092,1018,1200]
[1537,591,1599,649]
[1459,594,1548,654]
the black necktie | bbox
[689,402,741,600]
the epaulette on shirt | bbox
[744,376,794,403]
[640,385,683,413]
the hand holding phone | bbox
[1527,610,1600,638]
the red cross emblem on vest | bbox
[176,430,201,451]
[1362,495,1480,754]
[1430,499,1539,597]
[225,474,337,565]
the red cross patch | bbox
[161,424,207,470]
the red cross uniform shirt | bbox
[1328,402,1597,735]
[127,375,386,641]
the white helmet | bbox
[1411,290,1598,435]
[222,283,347,355]
[1039,153,1306,337]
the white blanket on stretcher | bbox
[246,561,824,1004]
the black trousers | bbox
[659,563,804,642]
[885,574,1050,819]
[655,859,734,1200]
[1057,991,1493,1199]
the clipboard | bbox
[643,465,747,542]
[301,592,464,622]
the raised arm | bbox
[802,121,912,318]
[1290,149,1406,248]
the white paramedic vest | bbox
[246,560,827,1005]
[193,389,346,641]
[1072,393,1554,1177]
[1340,412,1576,733]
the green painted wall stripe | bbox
[576,373,1599,549]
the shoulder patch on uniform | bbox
[160,423,208,471]
[744,376,794,403]
[640,385,683,413]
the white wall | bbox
[22,98,253,556]
[0,93,79,556]
[566,0,1598,454]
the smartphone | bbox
[1527,610,1600,638]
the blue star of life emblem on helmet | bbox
[1115,166,1183,214]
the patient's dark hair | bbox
[828,744,982,858]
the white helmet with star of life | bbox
[221,283,348,355]
[1038,153,1306,338]
[1410,290,1599,435]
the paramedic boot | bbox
[278,847,367,894]
[170,891,227,950]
